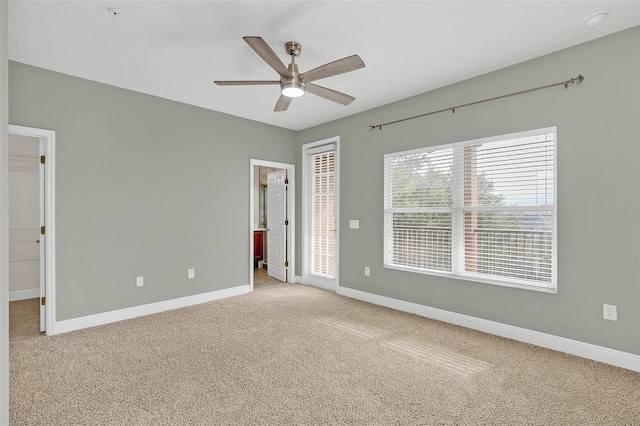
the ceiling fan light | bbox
[282,82,305,98]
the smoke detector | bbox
[585,11,607,27]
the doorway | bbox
[8,125,55,334]
[8,134,41,306]
[249,160,295,291]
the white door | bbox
[267,170,287,282]
[304,141,339,291]
[8,134,45,331]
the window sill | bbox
[383,264,557,294]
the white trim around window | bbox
[384,127,557,293]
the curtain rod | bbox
[368,74,584,131]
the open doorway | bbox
[8,125,55,335]
[249,160,295,291]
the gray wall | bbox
[9,62,296,321]
[296,27,640,355]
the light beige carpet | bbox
[9,276,640,425]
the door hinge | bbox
[284,177,289,185]
[40,226,46,235]
[284,261,289,267]
[41,296,46,306]
[40,155,46,164]
[284,220,289,226]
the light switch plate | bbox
[349,220,360,229]
[136,276,144,287]
[188,269,195,279]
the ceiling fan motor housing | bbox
[281,71,305,97]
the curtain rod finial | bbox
[565,74,585,88]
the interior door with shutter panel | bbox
[306,144,338,291]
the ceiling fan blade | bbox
[214,80,280,86]
[243,36,292,79]
[301,54,365,83]
[274,95,292,112]
[306,83,355,105]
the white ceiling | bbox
[8,1,640,131]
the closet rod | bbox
[368,74,584,131]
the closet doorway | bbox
[8,125,56,334]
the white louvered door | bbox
[304,141,338,291]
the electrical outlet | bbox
[364,266,370,276]
[136,276,144,287]
[603,304,617,321]
[188,268,195,279]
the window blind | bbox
[384,127,557,292]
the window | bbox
[384,127,557,292]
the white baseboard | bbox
[308,281,335,292]
[9,288,39,302]
[295,275,337,291]
[54,285,251,335]
[337,286,640,372]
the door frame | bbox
[8,125,56,335]
[302,136,340,292]
[249,159,295,290]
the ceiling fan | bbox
[214,36,365,112]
